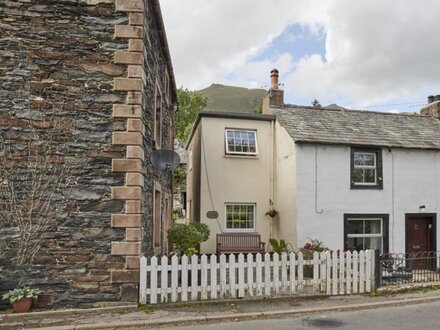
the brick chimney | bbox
[420,95,440,119]
[262,68,284,114]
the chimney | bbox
[420,95,440,119]
[262,68,284,114]
[271,68,279,89]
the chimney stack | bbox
[421,94,440,119]
[262,68,284,113]
[271,68,279,89]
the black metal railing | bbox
[379,252,440,286]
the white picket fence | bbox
[139,250,375,304]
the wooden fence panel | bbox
[139,250,375,304]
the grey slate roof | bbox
[273,105,440,150]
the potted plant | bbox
[301,238,329,278]
[265,199,279,218]
[2,287,41,313]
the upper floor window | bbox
[350,147,382,189]
[225,129,258,156]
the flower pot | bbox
[12,298,32,313]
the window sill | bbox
[224,154,259,159]
[350,184,383,190]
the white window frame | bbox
[346,218,383,251]
[224,203,256,231]
[353,152,377,185]
[224,129,258,156]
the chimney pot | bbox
[428,95,435,104]
[270,68,279,90]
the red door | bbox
[405,217,431,269]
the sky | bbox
[159,0,440,112]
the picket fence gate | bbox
[139,250,375,305]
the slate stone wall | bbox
[0,0,175,306]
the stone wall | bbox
[0,0,175,306]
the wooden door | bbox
[405,217,431,269]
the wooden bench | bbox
[216,233,265,254]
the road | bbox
[167,300,440,330]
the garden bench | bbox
[216,232,265,254]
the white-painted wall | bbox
[273,122,297,248]
[295,144,440,253]
[198,117,274,253]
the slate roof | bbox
[273,105,440,150]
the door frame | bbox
[405,213,437,254]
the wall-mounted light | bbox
[419,205,426,212]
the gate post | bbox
[374,249,381,289]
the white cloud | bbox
[160,0,440,108]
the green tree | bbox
[175,87,207,143]
[312,99,322,108]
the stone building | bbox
[0,0,177,305]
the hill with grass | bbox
[198,84,266,113]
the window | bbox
[154,84,162,148]
[344,214,389,253]
[225,129,258,156]
[225,203,256,230]
[351,148,382,189]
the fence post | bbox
[374,249,381,289]
[139,256,147,304]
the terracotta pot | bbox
[12,297,32,313]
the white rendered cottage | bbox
[186,69,440,257]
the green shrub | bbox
[269,239,287,253]
[168,223,210,256]
[191,222,210,242]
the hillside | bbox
[198,84,266,113]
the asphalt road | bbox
[167,300,440,330]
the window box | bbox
[350,147,383,189]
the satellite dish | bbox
[206,211,219,219]
[150,149,180,171]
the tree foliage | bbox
[312,99,322,108]
[175,87,207,143]
[167,223,210,256]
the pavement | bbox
[1,284,440,330]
